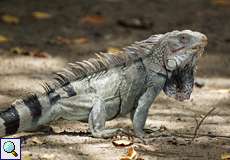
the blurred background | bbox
[0,0,230,159]
[0,0,230,76]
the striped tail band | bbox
[0,94,42,137]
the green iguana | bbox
[0,30,207,138]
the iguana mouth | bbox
[191,45,202,52]
[190,44,205,55]
[191,35,208,55]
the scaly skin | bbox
[0,30,207,138]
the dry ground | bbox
[0,54,230,160]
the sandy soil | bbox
[0,0,230,159]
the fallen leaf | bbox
[107,47,122,54]
[32,11,52,19]
[23,151,32,160]
[221,153,230,160]
[55,36,72,45]
[26,137,44,145]
[81,15,105,25]
[117,18,152,30]
[74,37,89,44]
[120,147,137,160]
[212,0,230,6]
[10,47,29,55]
[31,137,43,144]
[10,47,49,58]
[0,35,9,43]
[1,14,19,24]
[112,139,133,147]
[32,51,49,58]
[52,36,89,45]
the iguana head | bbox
[161,30,208,101]
[161,30,207,71]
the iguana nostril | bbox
[202,35,208,41]
[201,35,208,46]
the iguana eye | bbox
[180,35,187,43]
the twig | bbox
[191,107,216,142]
[174,132,230,139]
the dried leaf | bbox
[1,14,19,24]
[112,139,133,147]
[117,18,152,30]
[31,137,43,144]
[53,36,89,45]
[120,147,137,160]
[26,137,44,145]
[0,35,9,43]
[81,15,105,25]
[23,151,32,160]
[10,47,49,58]
[32,11,52,19]
[32,51,49,58]
[221,153,230,160]
[10,47,29,55]
[74,37,89,44]
[107,47,122,54]
[55,36,72,45]
[212,0,230,6]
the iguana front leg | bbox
[132,85,163,138]
[88,98,123,138]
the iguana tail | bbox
[0,80,78,137]
[0,94,52,137]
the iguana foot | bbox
[89,98,131,138]
[91,128,129,138]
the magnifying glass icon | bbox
[3,141,18,157]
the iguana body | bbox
[0,30,207,138]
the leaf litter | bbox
[0,35,9,43]
[10,47,50,58]
[32,11,52,20]
[1,14,19,24]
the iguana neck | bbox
[141,42,168,76]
